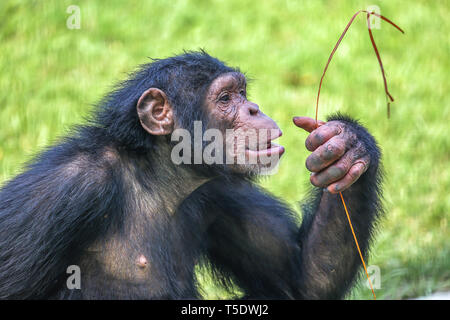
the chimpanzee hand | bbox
[293,116,370,194]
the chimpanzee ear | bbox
[136,88,174,135]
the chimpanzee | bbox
[0,51,382,299]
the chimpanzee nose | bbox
[248,103,260,116]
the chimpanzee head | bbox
[97,51,283,176]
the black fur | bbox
[0,52,383,299]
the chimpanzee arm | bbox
[295,114,383,299]
[0,140,121,299]
[204,180,304,299]
[205,115,382,299]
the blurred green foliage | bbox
[0,0,448,299]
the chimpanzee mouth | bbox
[244,130,285,158]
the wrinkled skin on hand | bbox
[293,116,370,194]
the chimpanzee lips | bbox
[245,129,285,158]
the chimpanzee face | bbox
[136,72,284,175]
[203,72,284,174]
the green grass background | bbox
[0,0,448,299]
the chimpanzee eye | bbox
[240,90,246,97]
[219,94,230,102]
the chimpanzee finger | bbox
[309,153,354,187]
[326,162,368,194]
[305,123,342,152]
[305,137,346,172]
[293,117,326,133]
